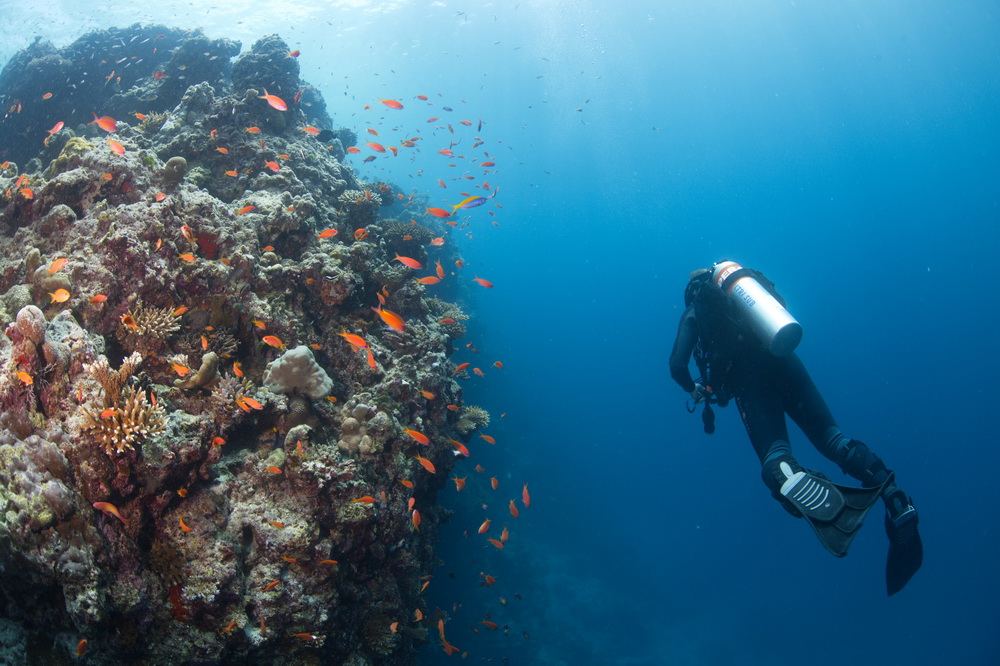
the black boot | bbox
[883,487,923,596]
[761,455,805,518]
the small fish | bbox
[301,126,320,135]
[420,389,435,400]
[16,371,33,385]
[493,361,504,369]
[88,113,117,132]
[509,499,520,518]
[400,479,415,489]
[108,139,125,155]
[49,288,70,303]
[473,367,485,377]
[120,313,139,331]
[266,466,283,474]
[262,580,281,592]
[371,306,405,333]
[211,436,226,447]
[522,483,531,508]
[346,146,361,154]
[426,207,451,218]
[318,559,338,565]
[282,556,298,563]
[480,573,496,587]
[262,335,286,350]
[265,160,280,172]
[380,98,404,110]
[100,409,117,419]
[179,516,193,532]
[178,253,196,263]
[216,146,229,154]
[447,404,460,412]
[416,456,436,474]
[390,621,399,633]
[414,609,424,621]
[171,362,191,376]
[354,228,368,241]
[416,276,441,285]
[451,440,470,456]
[451,195,487,211]
[491,477,499,490]
[487,538,504,550]
[404,428,430,445]
[245,126,261,134]
[338,331,368,348]
[366,142,386,152]
[224,170,238,177]
[293,633,319,641]
[430,237,445,247]
[238,395,264,410]
[233,361,244,377]
[472,276,494,288]
[317,228,338,239]
[48,257,67,273]
[77,639,88,656]
[478,519,491,534]
[288,50,301,58]
[259,89,287,111]
[252,320,267,330]
[351,496,376,504]
[394,254,423,269]
[93,501,126,524]
[155,192,167,201]
[452,476,466,491]
[152,70,166,81]
[412,509,421,530]
[479,434,496,445]
[452,362,470,376]
[90,293,107,304]
[236,205,254,215]
[501,525,509,543]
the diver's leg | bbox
[777,355,922,592]
[730,366,802,515]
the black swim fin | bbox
[885,500,922,596]
[778,462,888,557]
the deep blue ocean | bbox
[2,1,997,664]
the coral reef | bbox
[0,24,483,666]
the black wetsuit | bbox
[668,303,895,498]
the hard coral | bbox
[116,302,182,356]
[81,386,166,455]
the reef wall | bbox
[0,25,481,664]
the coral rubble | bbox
[0,25,483,665]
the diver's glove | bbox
[690,383,707,404]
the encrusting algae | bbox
[0,23,506,665]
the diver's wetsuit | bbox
[668,305,893,494]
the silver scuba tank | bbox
[712,261,802,357]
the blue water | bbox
[4,1,998,664]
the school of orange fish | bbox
[2,42,530,660]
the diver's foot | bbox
[885,495,923,596]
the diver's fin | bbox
[886,502,922,596]
[779,462,888,557]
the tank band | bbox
[718,267,757,294]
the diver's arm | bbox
[669,307,698,393]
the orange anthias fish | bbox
[236,205,255,215]
[472,276,494,288]
[88,113,117,132]
[265,160,281,172]
[452,362,470,376]
[416,456,436,474]
[317,228,338,239]
[49,288,71,304]
[259,89,287,111]
[426,207,450,218]
[365,142,386,152]
[522,483,531,507]
[478,518,491,534]
[451,440,470,456]
[48,257,67,273]
[262,335,286,350]
[435,260,445,279]
[301,126,320,135]
[371,305,405,332]
[416,276,441,285]
[479,434,496,445]
[490,477,499,490]
[509,499,520,518]
[380,98,404,110]
[93,501,126,525]
[452,476,466,491]
[412,509,421,530]
[338,331,368,348]
[394,254,423,269]
[404,428,430,445]
[108,139,125,155]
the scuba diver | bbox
[669,261,923,595]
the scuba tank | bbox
[712,261,802,357]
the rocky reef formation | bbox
[0,25,481,664]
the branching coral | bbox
[454,405,490,436]
[80,352,166,454]
[116,302,182,357]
